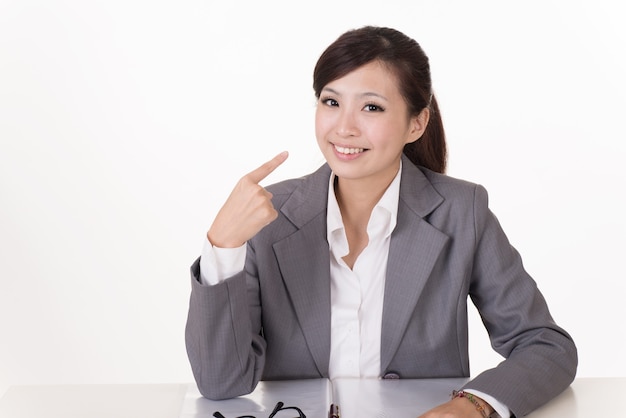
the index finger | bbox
[246,151,289,184]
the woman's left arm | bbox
[462,184,577,417]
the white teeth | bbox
[334,145,365,154]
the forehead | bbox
[323,60,402,99]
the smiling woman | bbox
[315,61,429,195]
[313,26,446,175]
[185,26,577,418]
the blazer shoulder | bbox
[417,166,488,204]
[421,166,479,190]
[410,166,494,239]
[265,163,331,207]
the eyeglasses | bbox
[213,401,306,418]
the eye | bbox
[363,103,385,112]
[320,97,339,107]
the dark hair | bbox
[313,26,447,173]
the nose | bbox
[335,108,359,138]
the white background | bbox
[1,0,625,397]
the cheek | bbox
[366,122,409,149]
[362,122,389,146]
[314,109,330,141]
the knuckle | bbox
[258,205,276,221]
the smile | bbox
[334,145,367,155]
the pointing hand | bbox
[207,151,289,248]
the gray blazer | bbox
[185,155,577,416]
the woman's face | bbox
[315,60,428,187]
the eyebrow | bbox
[321,87,388,101]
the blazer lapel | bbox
[380,158,450,372]
[272,164,332,376]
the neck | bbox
[334,164,399,224]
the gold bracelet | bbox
[451,390,489,418]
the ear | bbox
[406,108,430,143]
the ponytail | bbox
[403,94,447,174]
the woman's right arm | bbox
[185,255,266,400]
[185,152,288,400]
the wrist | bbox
[207,229,244,249]
[451,390,494,418]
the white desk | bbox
[525,377,624,417]
[0,378,623,417]
[0,384,187,418]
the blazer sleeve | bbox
[185,256,266,400]
[464,185,578,417]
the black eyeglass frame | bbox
[212,401,306,418]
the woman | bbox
[185,26,577,417]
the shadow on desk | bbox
[181,377,469,418]
[181,379,332,417]
[183,377,623,417]
[0,377,623,417]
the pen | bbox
[329,403,340,418]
